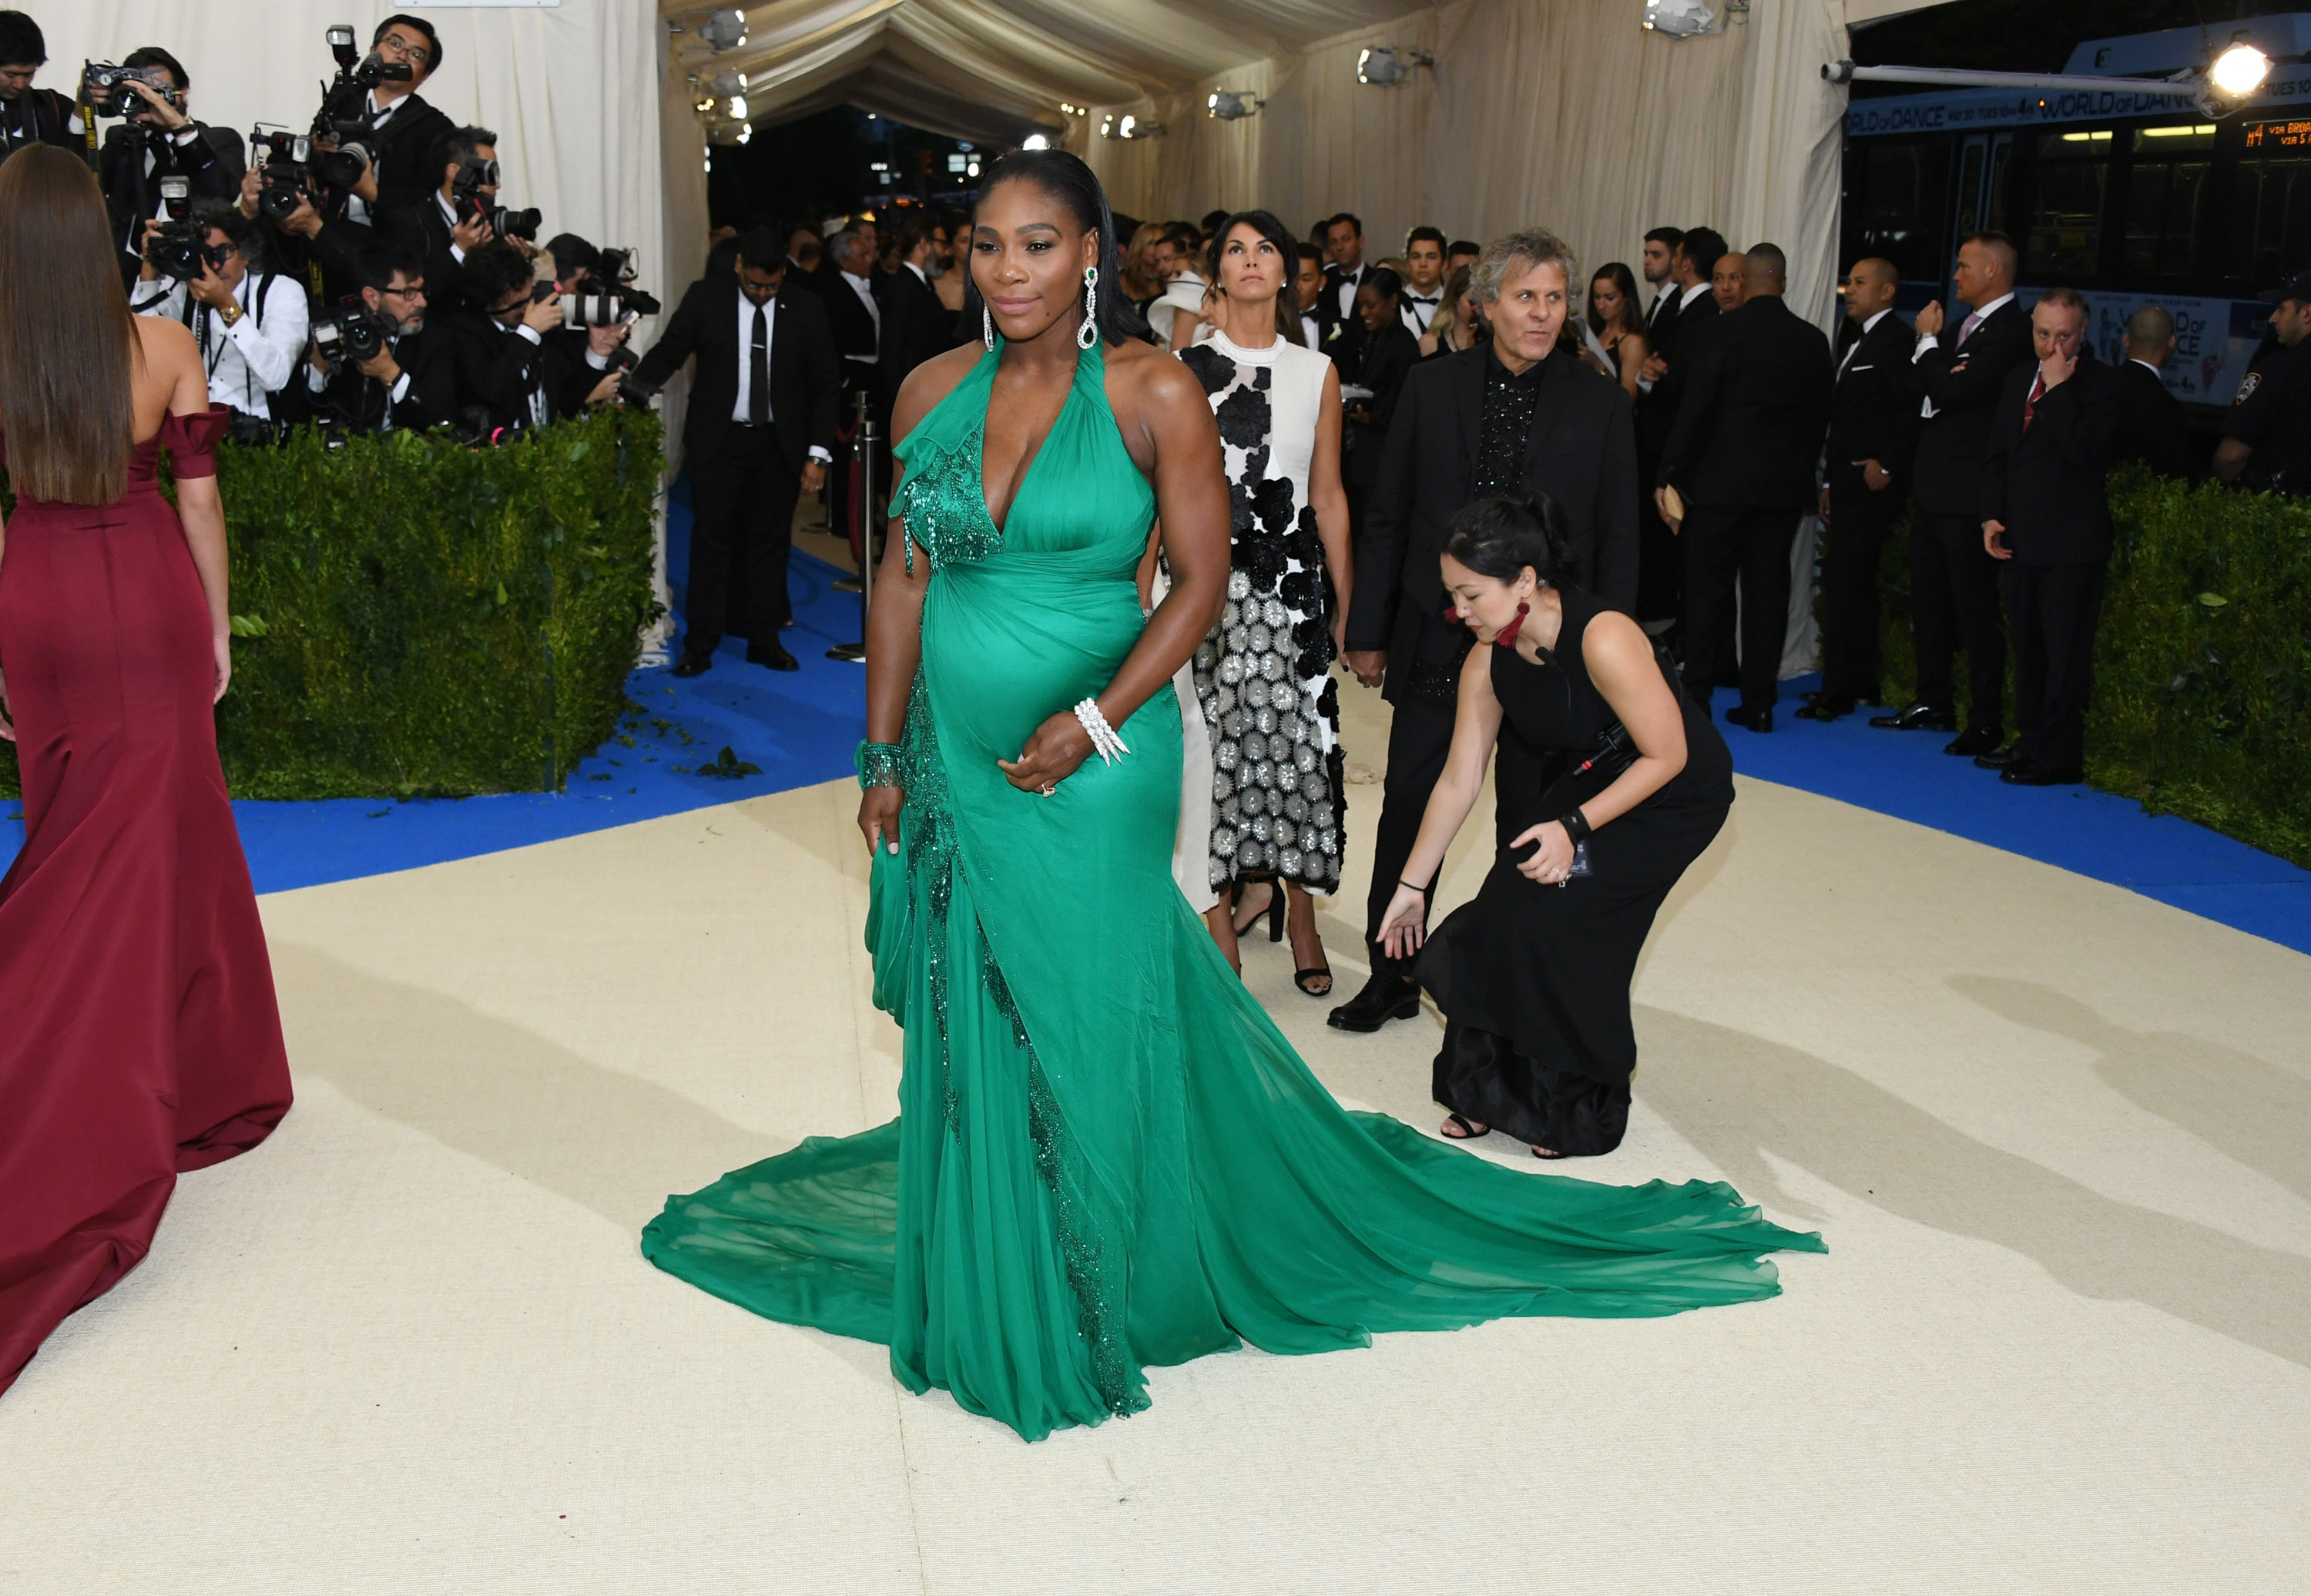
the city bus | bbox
[1840,12,2311,411]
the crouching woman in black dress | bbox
[1376,489,1733,1158]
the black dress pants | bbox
[1821,467,1904,702]
[2009,559,2106,778]
[686,423,800,655]
[1679,504,1796,714]
[1634,448,1682,630]
[1910,510,2005,736]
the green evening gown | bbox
[640,339,1824,1442]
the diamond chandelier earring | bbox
[983,303,995,351]
[1076,266,1098,350]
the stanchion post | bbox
[827,389,877,663]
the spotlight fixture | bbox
[2210,41,2274,99]
[1059,102,1082,116]
[1207,89,1264,120]
[709,69,748,99]
[1022,133,1050,150]
[724,95,747,119]
[1356,45,1433,86]
[697,8,748,53]
[1099,112,1165,139]
[1643,0,1721,39]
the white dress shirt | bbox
[437,192,469,265]
[1679,280,1711,312]
[134,270,310,418]
[1333,261,1367,319]
[731,292,833,461]
[840,268,880,363]
[1301,312,1320,350]
[1399,285,1442,334]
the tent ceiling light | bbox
[1022,133,1050,150]
[1357,45,1431,86]
[725,95,747,119]
[698,8,748,53]
[709,69,747,99]
[1643,0,1721,39]
[1825,31,2297,119]
[1208,90,1264,119]
[1100,113,1164,139]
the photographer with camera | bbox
[129,199,308,439]
[305,240,454,435]
[322,15,452,220]
[384,125,538,314]
[451,240,574,437]
[0,12,79,158]
[542,230,659,413]
[94,46,244,288]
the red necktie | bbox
[2022,374,2044,432]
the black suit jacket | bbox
[1320,263,1369,380]
[878,264,954,414]
[1636,287,1719,453]
[2111,358,2197,480]
[1659,296,1833,511]
[380,197,469,313]
[359,92,455,216]
[1347,320,1420,488]
[449,313,588,435]
[0,87,82,159]
[1981,353,2123,567]
[629,274,841,471]
[1826,310,1924,478]
[1912,297,2032,518]
[1349,344,1639,695]
[102,122,246,287]
[811,262,880,364]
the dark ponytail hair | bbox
[1205,208,1303,345]
[1444,488,1579,588]
[1362,266,1404,306]
[963,149,1150,347]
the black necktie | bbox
[749,303,770,425]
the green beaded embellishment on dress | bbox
[898,425,1000,576]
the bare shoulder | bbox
[891,343,984,448]
[1580,606,1657,669]
[135,314,199,369]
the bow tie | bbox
[1406,294,1439,304]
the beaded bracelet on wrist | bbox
[855,740,904,790]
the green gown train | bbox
[640,338,1824,1442]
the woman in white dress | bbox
[1176,210,1354,992]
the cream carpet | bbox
[4,679,2308,1594]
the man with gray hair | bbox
[2112,303,2195,479]
[1330,225,1638,1034]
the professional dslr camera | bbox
[561,246,663,327]
[143,176,226,281]
[450,154,541,244]
[310,303,397,373]
[82,60,183,119]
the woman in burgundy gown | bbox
[0,146,290,1396]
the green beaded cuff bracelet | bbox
[855,740,904,790]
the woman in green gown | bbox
[641,153,1823,1443]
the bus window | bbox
[2125,124,2215,280]
[2236,119,2311,290]
[1858,137,1949,284]
[2026,129,2110,279]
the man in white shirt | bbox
[132,204,308,433]
[1398,227,1447,335]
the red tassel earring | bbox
[1495,599,1531,647]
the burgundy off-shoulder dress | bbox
[0,405,291,1396]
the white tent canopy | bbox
[671,0,1954,329]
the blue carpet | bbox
[1722,673,2311,956]
[1,476,869,894]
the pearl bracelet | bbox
[1073,699,1130,765]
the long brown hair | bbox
[1206,210,1303,346]
[0,146,139,505]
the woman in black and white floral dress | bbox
[1177,210,1354,994]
